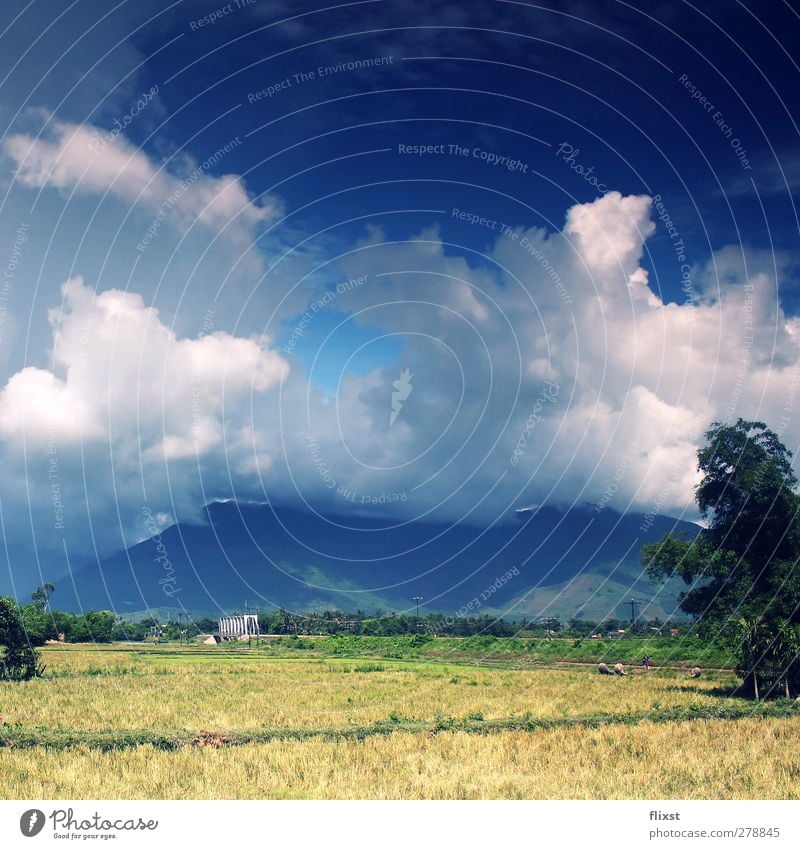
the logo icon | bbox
[20,809,45,837]
[390,369,413,427]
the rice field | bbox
[2,718,798,799]
[1,644,798,799]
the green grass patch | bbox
[1,701,795,752]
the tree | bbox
[18,603,57,645]
[84,611,117,643]
[30,582,55,610]
[643,419,800,697]
[0,597,44,681]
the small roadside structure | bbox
[218,614,260,641]
[196,634,219,645]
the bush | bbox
[0,643,44,680]
[461,635,497,651]
[0,597,44,681]
[18,604,56,645]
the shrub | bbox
[0,597,45,681]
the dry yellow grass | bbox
[0,649,741,732]
[1,718,798,799]
[2,647,795,800]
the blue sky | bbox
[2,0,800,590]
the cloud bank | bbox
[1,171,798,560]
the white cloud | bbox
[0,277,288,551]
[1,190,798,558]
[3,118,281,235]
[0,276,288,445]
[297,190,800,525]
[565,190,655,275]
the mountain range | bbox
[47,502,701,622]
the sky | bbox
[2,0,800,591]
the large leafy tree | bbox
[643,419,800,698]
[0,597,44,681]
[30,582,55,610]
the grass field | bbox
[1,640,798,799]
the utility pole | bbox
[627,599,641,627]
[243,601,252,647]
[541,617,559,640]
[413,596,423,633]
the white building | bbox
[218,614,260,641]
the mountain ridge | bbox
[50,501,701,620]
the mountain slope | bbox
[52,502,700,619]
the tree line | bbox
[1,586,676,661]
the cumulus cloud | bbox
[283,189,800,526]
[1,190,798,559]
[3,118,281,235]
[0,276,287,444]
[0,277,288,552]
[565,190,656,275]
